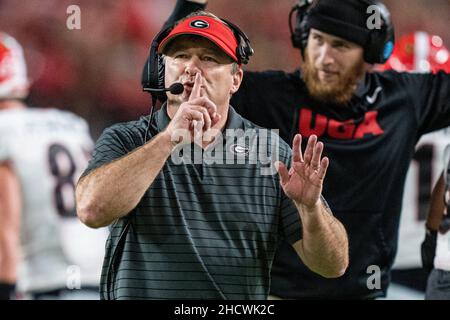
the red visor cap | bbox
[158,16,239,63]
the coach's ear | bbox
[230,66,243,95]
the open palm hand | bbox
[275,134,329,208]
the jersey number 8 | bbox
[48,143,77,218]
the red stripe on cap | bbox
[0,42,13,82]
[158,16,239,62]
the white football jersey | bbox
[434,230,450,271]
[0,108,107,293]
[434,145,450,271]
[393,128,450,269]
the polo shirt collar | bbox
[155,103,171,132]
[224,104,245,130]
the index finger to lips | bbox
[189,73,202,102]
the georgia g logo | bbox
[229,144,249,155]
[190,19,209,29]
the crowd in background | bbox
[0,0,449,137]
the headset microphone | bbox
[143,82,184,95]
[143,82,184,144]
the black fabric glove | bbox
[0,282,16,300]
[421,228,437,273]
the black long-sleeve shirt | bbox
[164,0,450,299]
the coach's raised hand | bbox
[275,134,329,209]
[275,134,348,278]
[164,73,220,146]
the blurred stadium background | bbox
[0,0,449,138]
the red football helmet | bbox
[0,32,29,99]
[381,31,450,73]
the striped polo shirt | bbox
[83,105,302,300]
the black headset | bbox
[142,16,254,103]
[289,0,395,64]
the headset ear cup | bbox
[141,56,151,90]
[236,36,253,65]
[240,40,254,65]
[290,8,303,49]
[237,45,246,64]
[364,31,378,64]
[142,42,162,93]
[364,1,395,64]
[366,32,389,64]
[235,37,246,64]
[364,25,395,64]
[291,18,304,49]
[381,38,394,63]
[242,42,254,64]
[142,25,173,102]
[156,55,166,98]
[220,18,253,65]
[289,2,313,54]
[299,17,309,54]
